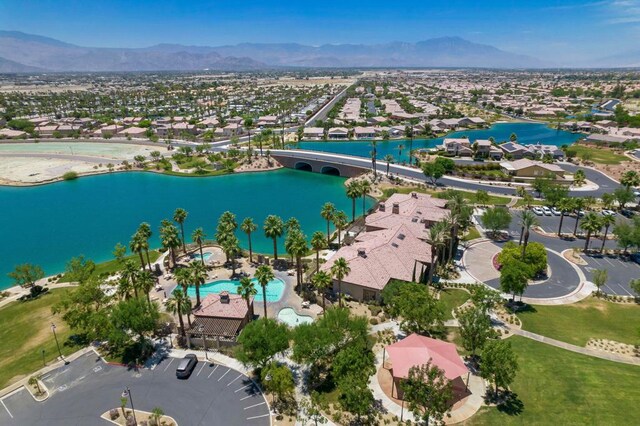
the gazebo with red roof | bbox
[384,333,469,399]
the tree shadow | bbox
[496,391,525,416]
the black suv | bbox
[176,354,198,379]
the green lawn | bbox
[381,186,511,205]
[0,289,81,389]
[59,250,161,283]
[462,226,482,241]
[440,289,470,320]
[571,144,628,165]
[467,336,640,425]
[517,297,640,346]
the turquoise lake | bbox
[0,169,373,289]
[291,122,585,163]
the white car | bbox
[532,206,544,215]
[551,207,562,216]
[601,209,617,217]
[542,206,552,216]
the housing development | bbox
[1,8,640,426]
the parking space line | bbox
[196,362,206,376]
[163,358,175,372]
[615,283,633,296]
[244,402,266,410]
[603,258,615,267]
[207,364,219,378]
[240,394,256,401]
[227,374,243,387]
[603,284,616,294]
[1,400,13,419]
[235,384,253,393]
[247,413,270,420]
[217,368,230,382]
[590,258,602,266]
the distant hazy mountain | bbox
[0,31,266,72]
[0,31,548,72]
[595,50,640,68]
[0,56,45,73]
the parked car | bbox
[532,206,544,215]
[601,209,617,217]
[621,209,635,218]
[577,210,586,217]
[542,206,552,216]
[551,207,562,216]
[176,354,198,379]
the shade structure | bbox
[385,333,468,381]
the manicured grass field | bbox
[440,289,470,320]
[59,250,161,283]
[382,186,511,205]
[468,336,640,425]
[571,144,628,165]
[462,226,482,241]
[0,289,81,389]
[517,297,640,346]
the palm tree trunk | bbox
[558,213,565,237]
[248,234,253,263]
[337,228,341,246]
[362,195,366,217]
[326,220,331,246]
[145,249,152,271]
[180,224,186,252]
[351,198,356,222]
[322,291,326,312]
[195,284,201,308]
[138,251,145,270]
[177,308,186,337]
[601,226,609,253]
[518,226,524,245]
[386,162,390,175]
[262,286,268,318]
[573,216,580,236]
[316,251,320,273]
[427,252,437,286]
[186,312,192,328]
[199,243,204,264]
[273,238,278,260]
[338,279,343,308]
[522,231,529,257]
[584,231,591,252]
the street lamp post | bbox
[50,323,68,364]
[122,387,137,425]
[41,349,46,367]
[198,324,209,361]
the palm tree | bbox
[556,197,574,237]
[129,232,147,271]
[121,259,140,298]
[237,277,257,318]
[165,289,188,337]
[518,210,539,257]
[332,211,348,247]
[404,125,414,166]
[188,260,207,307]
[173,208,188,253]
[222,235,240,275]
[321,202,336,246]
[581,212,602,252]
[359,180,372,217]
[241,217,257,263]
[160,220,181,268]
[255,264,275,318]
[346,181,360,222]
[138,270,156,306]
[137,222,153,269]
[310,231,325,273]
[263,215,284,260]
[191,228,207,263]
[330,257,350,308]
[572,198,585,236]
[311,271,332,312]
[426,222,447,286]
[620,170,640,188]
[383,154,394,176]
[599,214,616,253]
[285,229,308,293]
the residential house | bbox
[499,142,529,159]
[327,127,349,140]
[500,159,565,179]
[354,126,376,139]
[186,291,254,348]
[442,138,472,156]
[303,127,325,140]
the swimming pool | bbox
[277,307,313,327]
[185,277,285,302]
[191,252,213,262]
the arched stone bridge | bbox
[271,151,370,177]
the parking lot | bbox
[0,352,269,426]
[582,253,640,296]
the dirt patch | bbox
[586,338,639,358]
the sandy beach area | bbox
[0,141,163,185]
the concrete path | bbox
[462,241,501,283]
[510,328,640,366]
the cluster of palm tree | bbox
[580,211,617,253]
[320,202,349,247]
[284,219,308,293]
[216,211,241,274]
[345,179,372,221]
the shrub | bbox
[62,171,78,180]
[497,241,547,279]
[369,318,379,325]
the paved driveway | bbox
[582,253,640,296]
[0,352,269,426]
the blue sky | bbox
[1,0,640,64]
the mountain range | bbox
[0,30,552,72]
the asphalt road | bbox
[270,149,623,197]
[0,352,269,426]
